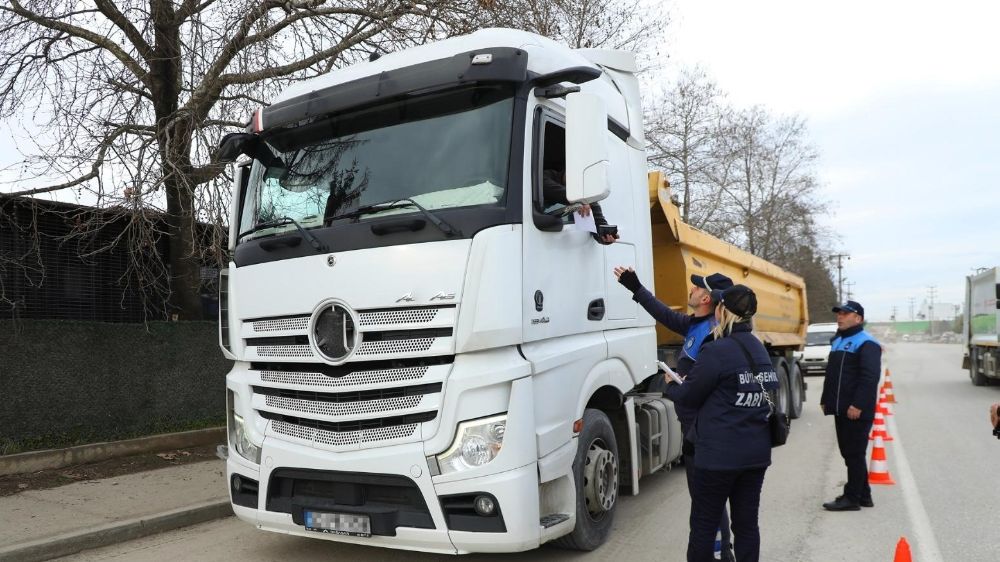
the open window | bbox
[532,111,572,231]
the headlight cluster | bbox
[227,390,261,464]
[437,414,506,475]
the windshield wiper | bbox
[327,198,463,237]
[237,216,328,253]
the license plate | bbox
[304,511,371,537]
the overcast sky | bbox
[663,0,1000,321]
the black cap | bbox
[716,284,757,319]
[832,300,865,318]
[691,272,734,294]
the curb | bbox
[0,499,233,562]
[0,427,226,477]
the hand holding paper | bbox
[657,361,684,385]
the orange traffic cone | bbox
[883,369,897,403]
[880,388,894,416]
[870,409,893,441]
[892,536,912,561]
[869,435,895,485]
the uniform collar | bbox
[731,322,753,334]
[838,324,864,338]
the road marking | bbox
[885,414,944,562]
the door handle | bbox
[588,299,605,321]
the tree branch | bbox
[2,0,149,87]
[92,0,154,63]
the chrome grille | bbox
[359,309,439,327]
[264,395,424,417]
[255,345,314,358]
[252,316,309,333]
[356,338,435,356]
[270,420,419,446]
[260,366,429,388]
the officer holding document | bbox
[663,285,777,562]
[615,268,736,561]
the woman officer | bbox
[663,284,779,562]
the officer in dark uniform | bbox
[820,300,882,511]
[664,284,778,562]
[615,268,736,560]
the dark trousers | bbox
[834,416,874,501]
[684,450,732,552]
[687,466,767,562]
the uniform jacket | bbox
[820,324,882,421]
[664,323,778,471]
[632,286,714,429]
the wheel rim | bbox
[583,438,618,520]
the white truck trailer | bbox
[963,267,1000,385]
[215,28,805,554]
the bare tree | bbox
[718,107,822,261]
[0,0,668,321]
[645,67,838,314]
[645,67,727,226]
[0,0,487,319]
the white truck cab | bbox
[216,29,681,554]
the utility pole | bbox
[927,286,937,337]
[908,297,916,321]
[845,281,855,301]
[830,253,850,302]
[891,306,898,322]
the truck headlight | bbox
[436,414,506,475]
[227,390,261,464]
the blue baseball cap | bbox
[691,272,734,293]
[832,300,865,318]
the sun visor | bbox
[260,48,528,132]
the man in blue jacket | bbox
[616,268,735,559]
[819,300,882,511]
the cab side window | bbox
[534,115,572,222]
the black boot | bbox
[822,496,861,511]
[835,493,873,508]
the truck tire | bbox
[775,361,791,419]
[788,362,804,419]
[554,408,619,551]
[970,348,989,386]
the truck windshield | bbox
[239,85,514,241]
[806,332,836,346]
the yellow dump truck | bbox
[648,172,808,419]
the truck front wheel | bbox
[554,408,619,551]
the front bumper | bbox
[227,437,541,554]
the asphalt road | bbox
[62,343,1000,562]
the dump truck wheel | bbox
[788,362,804,419]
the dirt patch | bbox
[0,444,220,497]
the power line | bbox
[829,253,850,302]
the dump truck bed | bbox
[647,172,807,350]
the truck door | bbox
[522,109,633,342]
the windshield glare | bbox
[239,86,514,240]
[806,332,835,346]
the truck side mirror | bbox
[216,132,258,163]
[564,92,610,204]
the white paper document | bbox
[657,361,684,384]
[573,209,597,233]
